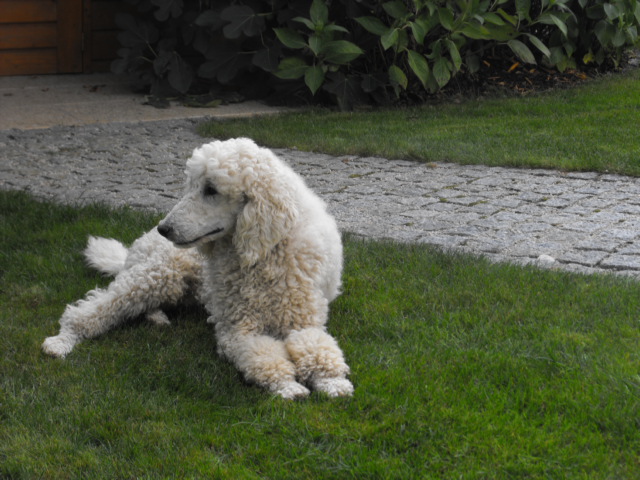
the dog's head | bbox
[158,138,298,268]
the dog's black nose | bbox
[157,224,173,238]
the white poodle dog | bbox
[42,138,353,399]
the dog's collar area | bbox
[174,227,224,247]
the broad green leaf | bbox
[152,0,182,21]
[221,5,265,39]
[310,0,329,26]
[360,73,386,92]
[407,50,430,88]
[252,47,280,72]
[305,65,325,94]
[324,24,349,34]
[275,57,308,79]
[274,28,307,49]
[153,51,171,76]
[507,39,536,64]
[497,8,517,26]
[293,16,316,30]
[460,22,492,39]
[438,8,455,31]
[381,28,399,50]
[483,12,506,25]
[355,16,389,36]
[465,53,481,73]
[322,40,364,64]
[168,54,193,94]
[612,29,626,47]
[323,72,362,110]
[195,10,224,28]
[396,28,409,52]
[515,0,531,20]
[388,64,408,90]
[382,1,410,20]
[309,35,323,56]
[410,18,428,44]
[444,39,462,71]
[594,19,615,45]
[603,3,620,20]
[549,46,565,65]
[538,12,568,37]
[525,33,551,58]
[433,57,451,88]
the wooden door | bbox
[0,0,84,75]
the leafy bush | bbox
[112,0,640,108]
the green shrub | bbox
[112,0,640,108]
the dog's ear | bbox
[233,178,298,268]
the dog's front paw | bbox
[41,333,79,358]
[273,381,310,400]
[312,377,354,398]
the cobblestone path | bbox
[2,119,640,278]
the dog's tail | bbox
[84,236,129,276]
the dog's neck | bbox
[197,236,233,259]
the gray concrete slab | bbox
[0,73,289,130]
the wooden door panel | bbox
[0,23,57,50]
[0,0,57,23]
[0,50,57,75]
[0,0,83,75]
[56,0,83,72]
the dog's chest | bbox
[202,245,322,333]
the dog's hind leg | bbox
[42,262,189,358]
[285,327,353,397]
[215,327,310,399]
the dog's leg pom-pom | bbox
[274,381,311,400]
[41,332,79,358]
[312,377,354,398]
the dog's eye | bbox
[203,185,218,197]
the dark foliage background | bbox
[111,0,640,109]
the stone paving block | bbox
[600,254,640,271]
[461,239,512,254]
[400,209,440,220]
[491,196,523,208]
[442,195,488,206]
[541,197,573,208]
[420,234,470,249]
[465,202,501,215]
[555,250,609,267]
[602,228,640,242]
[616,243,640,255]
[562,221,604,234]
[586,210,628,223]
[514,222,552,233]
[613,204,640,215]
[575,237,620,253]
[565,172,600,180]
[444,224,485,237]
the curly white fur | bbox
[42,138,352,399]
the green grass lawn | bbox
[199,69,640,176]
[3,190,640,478]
